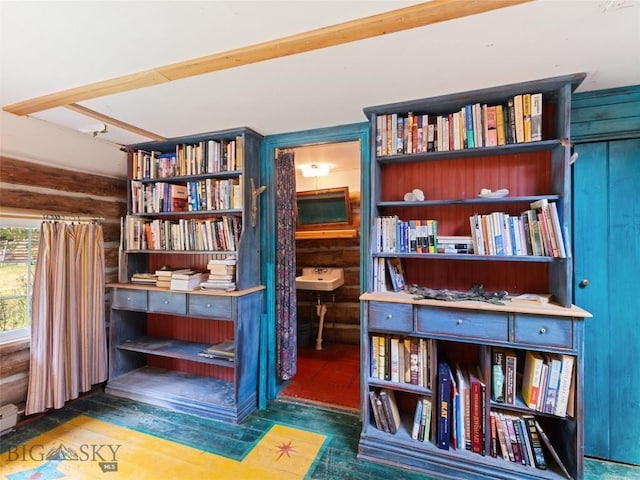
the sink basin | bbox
[296,267,344,291]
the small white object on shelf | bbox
[403,188,425,201]
[478,188,509,198]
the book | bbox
[411,396,423,440]
[523,415,547,470]
[170,272,205,291]
[438,362,452,450]
[504,349,517,405]
[386,258,406,292]
[534,418,572,479]
[530,93,543,141]
[492,412,510,461]
[369,390,385,432]
[491,348,506,403]
[513,94,525,143]
[522,351,545,409]
[379,389,401,434]
[522,93,532,142]
[554,355,575,417]
[198,339,235,361]
[420,397,432,442]
[468,370,483,455]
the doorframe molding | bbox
[259,122,370,407]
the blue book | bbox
[438,362,452,450]
[465,105,475,148]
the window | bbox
[0,223,40,342]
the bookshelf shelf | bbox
[107,127,264,424]
[359,74,591,479]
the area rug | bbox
[1,414,326,479]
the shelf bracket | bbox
[251,178,267,227]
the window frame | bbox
[0,217,40,344]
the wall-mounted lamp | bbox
[301,163,330,178]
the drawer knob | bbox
[206,303,212,308]
[539,327,547,334]
[386,314,393,320]
[164,300,169,305]
[456,319,463,325]
[127,297,131,301]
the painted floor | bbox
[1,393,639,480]
[280,343,360,412]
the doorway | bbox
[260,123,371,411]
[281,141,361,411]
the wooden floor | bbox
[2,392,639,480]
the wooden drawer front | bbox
[148,291,186,315]
[514,314,573,349]
[368,302,412,333]
[417,307,508,342]
[112,289,147,311]
[188,295,232,319]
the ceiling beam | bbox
[64,104,167,141]
[3,0,532,116]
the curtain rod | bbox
[42,214,104,223]
[0,209,104,223]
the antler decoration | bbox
[251,178,267,227]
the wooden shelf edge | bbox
[296,228,359,240]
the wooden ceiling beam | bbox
[3,0,531,116]
[64,104,167,141]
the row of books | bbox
[520,350,575,417]
[375,93,543,157]
[131,269,207,291]
[130,177,242,214]
[131,136,243,180]
[490,347,575,418]
[469,201,566,258]
[438,362,487,453]
[368,388,402,434]
[370,335,433,390]
[375,216,439,254]
[122,215,240,252]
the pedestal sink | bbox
[295,267,344,291]
[296,267,344,350]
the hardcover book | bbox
[438,362,452,450]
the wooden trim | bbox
[296,229,359,240]
[3,0,531,116]
[65,104,167,142]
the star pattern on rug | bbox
[275,440,295,461]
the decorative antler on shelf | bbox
[251,178,267,227]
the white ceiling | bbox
[1,0,639,150]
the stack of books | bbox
[170,270,207,291]
[197,340,235,361]
[200,256,237,291]
[130,272,157,285]
[155,267,193,288]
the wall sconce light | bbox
[301,163,330,178]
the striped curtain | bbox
[275,151,297,380]
[26,222,107,415]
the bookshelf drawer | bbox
[514,314,573,349]
[112,288,147,311]
[188,295,232,319]
[416,307,508,342]
[369,302,412,333]
[148,291,187,315]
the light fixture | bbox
[301,163,330,178]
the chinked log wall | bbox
[0,156,127,413]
